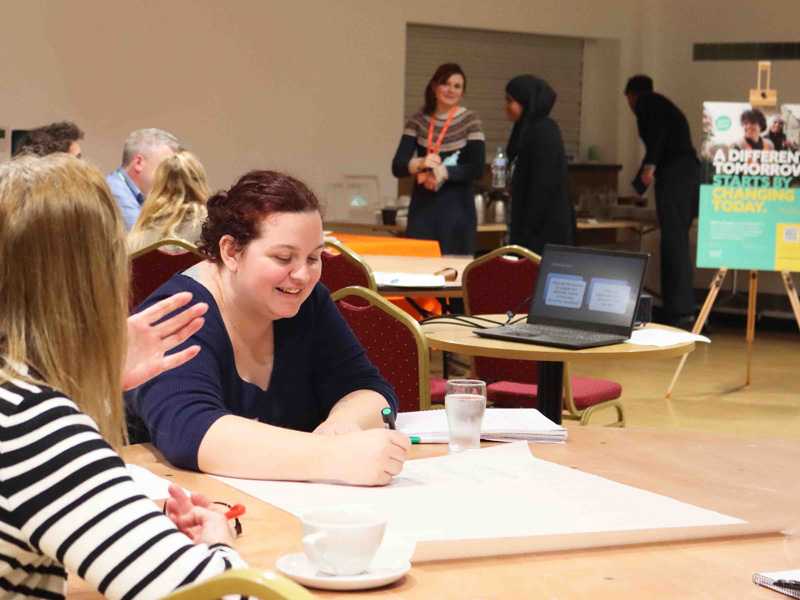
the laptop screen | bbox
[527,245,649,335]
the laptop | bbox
[475,245,649,349]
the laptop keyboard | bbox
[498,323,622,342]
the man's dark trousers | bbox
[654,156,700,323]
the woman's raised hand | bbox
[122,292,208,391]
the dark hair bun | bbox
[197,170,320,262]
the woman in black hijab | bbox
[505,75,575,255]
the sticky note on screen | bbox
[544,273,586,309]
[587,278,630,314]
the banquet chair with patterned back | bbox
[160,568,317,600]
[130,239,204,310]
[462,245,624,426]
[462,245,542,390]
[331,286,446,411]
[320,239,376,295]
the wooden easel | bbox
[665,269,800,398]
[666,62,800,397]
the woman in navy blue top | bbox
[127,170,411,486]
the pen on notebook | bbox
[224,504,246,520]
[381,408,420,443]
[775,580,800,590]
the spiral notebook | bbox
[753,569,800,598]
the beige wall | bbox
[4,0,796,300]
[0,0,648,208]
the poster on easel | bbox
[697,102,800,271]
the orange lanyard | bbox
[426,106,457,155]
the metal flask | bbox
[487,199,506,223]
[494,199,506,223]
[475,193,486,225]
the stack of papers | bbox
[625,329,710,347]
[396,408,567,444]
[373,272,446,288]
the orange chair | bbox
[130,239,204,310]
[319,239,376,294]
[462,245,625,426]
[331,286,446,411]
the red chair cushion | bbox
[487,381,538,408]
[487,377,622,411]
[130,249,202,310]
[430,378,447,404]
[569,377,622,409]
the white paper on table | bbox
[626,329,711,347]
[211,443,744,548]
[373,272,446,288]
[126,464,173,500]
[756,568,800,580]
[126,464,188,500]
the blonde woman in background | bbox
[128,151,211,253]
[0,154,248,600]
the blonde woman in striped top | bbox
[0,154,247,600]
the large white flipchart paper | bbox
[212,443,745,558]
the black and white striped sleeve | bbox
[1,379,247,600]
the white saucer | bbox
[275,552,410,591]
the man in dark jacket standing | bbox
[625,75,700,329]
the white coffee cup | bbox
[300,510,387,576]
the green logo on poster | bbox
[716,116,732,131]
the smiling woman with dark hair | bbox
[731,108,774,151]
[127,169,410,487]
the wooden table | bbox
[421,318,695,424]
[362,255,473,299]
[68,428,800,599]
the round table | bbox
[420,317,696,424]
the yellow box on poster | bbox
[774,223,800,271]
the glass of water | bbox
[445,379,487,452]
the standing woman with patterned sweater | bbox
[0,154,247,600]
[392,63,485,256]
